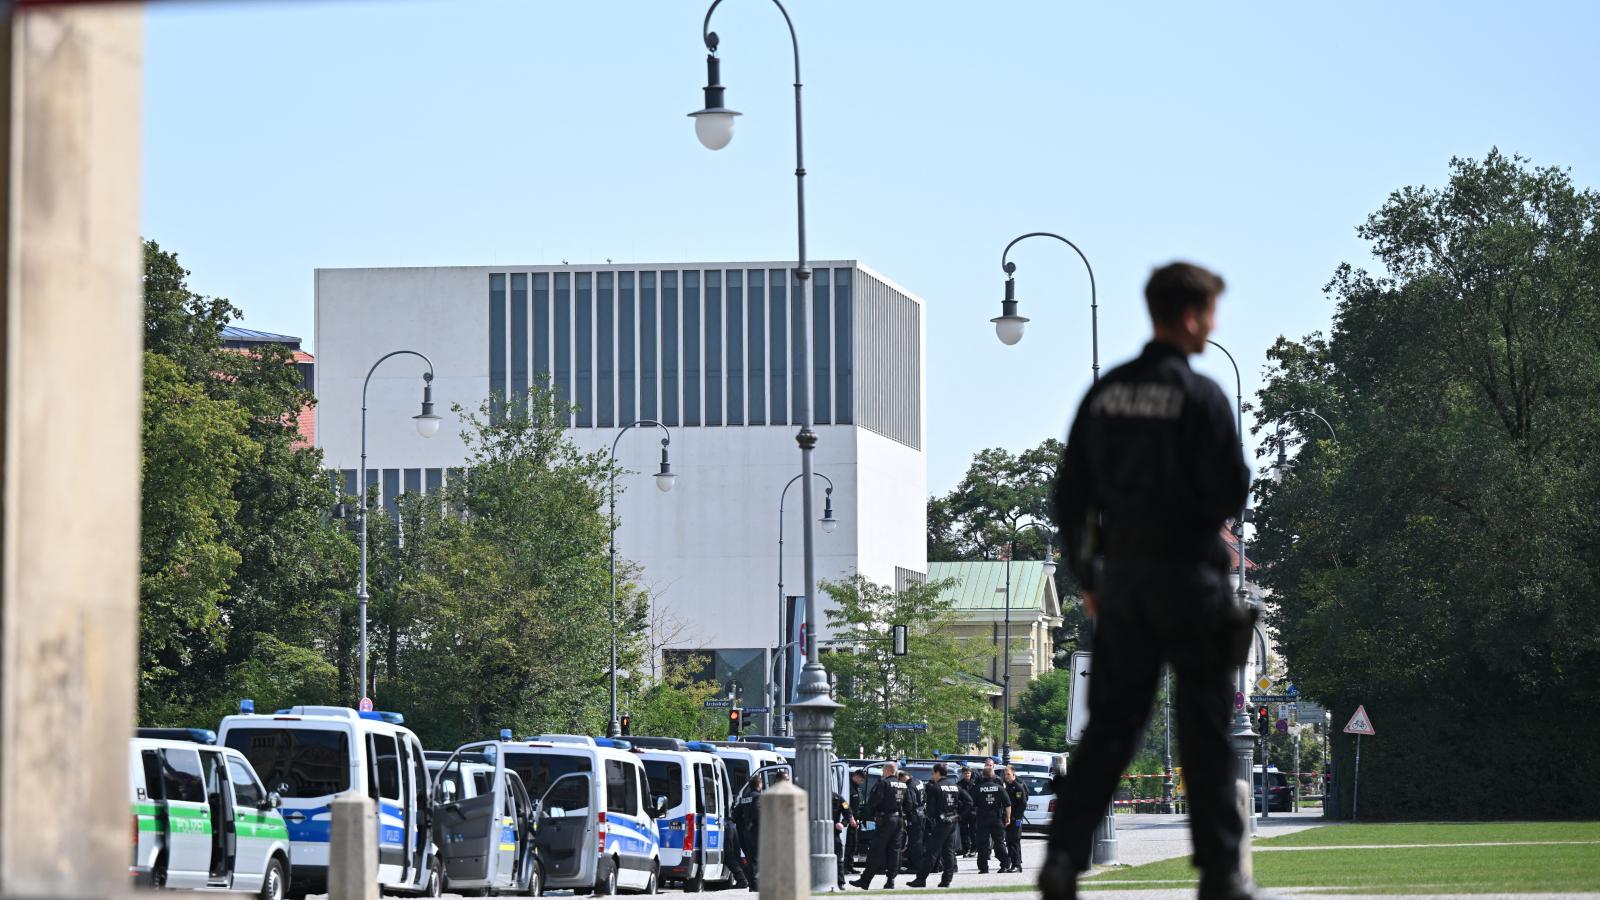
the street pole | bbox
[775,472,835,737]
[607,421,675,739]
[694,3,837,888]
[999,520,1055,760]
[356,351,440,706]
[991,235,1114,863]
[1162,668,1174,813]
[1207,339,1258,834]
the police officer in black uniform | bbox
[851,762,912,890]
[833,790,853,890]
[1041,262,1259,900]
[845,770,867,873]
[1002,766,1028,872]
[957,767,977,856]
[898,772,925,878]
[971,761,1012,874]
[908,763,968,887]
[733,776,763,890]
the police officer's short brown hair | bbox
[1145,262,1225,327]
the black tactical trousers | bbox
[861,817,904,884]
[974,817,1010,872]
[1049,559,1249,876]
[1005,821,1023,869]
[960,813,976,853]
[903,818,924,872]
[918,819,957,885]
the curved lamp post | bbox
[774,472,838,736]
[993,232,1101,382]
[608,420,676,739]
[357,351,441,705]
[998,520,1056,759]
[1272,409,1339,477]
[1205,338,1261,833]
[692,2,839,889]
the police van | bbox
[1007,750,1067,776]
[217,704,440,898]
[707,742,785,794]
[629,737,734,891]
[130,731,292,898]
[505,735,663,894]
[427,741,540,895]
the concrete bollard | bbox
[759,780,810,900]
[1236,778,1253,881]
[330,792,379,900]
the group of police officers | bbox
[845,760,1031,890]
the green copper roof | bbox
[928,561,1056,613]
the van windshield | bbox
[504,751,588,802]
[223,728,350,798]
[643,760,684,809]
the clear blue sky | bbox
[144,0,1600,495]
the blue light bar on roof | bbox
[500,728,514,741]
[239,699,255,715]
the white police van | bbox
[130,730,292,898]
[217,703,440,898]
[707,742,785,794]
[426,740,540,895]
[507,735,663,894]
[629,737,734,891]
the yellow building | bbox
[928,560,1064,712]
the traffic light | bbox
[1050,626,1073,668]
[1256,705,1270,736]
[728,709,742,736]
[619,714,631,736]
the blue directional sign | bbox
[882,723,929,732]
[741,706,770,714]
[703,699,733,709]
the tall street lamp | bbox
[1205,338,1259,833]
[989,231,1116,864]
[357,351,441,705]
[608,420,676,739]
[992,232,1100,382]
[774,472,838,737]
[692,2,840,889]
[1272,409,1339,479]
[997,520,1056,759]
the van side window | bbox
[697,764,716,814]
[605,760,638,816]
[140,749,163,801]
[160,748,206,803]
[643,760,684,809]
[200,750,227,803]
[370,733,401,801]
[544,774,589,815]
[228,758,263,808]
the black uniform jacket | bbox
[972,776,1008,819]
[926,779,968,822]
[1005,779,1028,822]
[860,777,912,822]
[1053,340,1250,591]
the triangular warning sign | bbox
[1343,705,1375,736]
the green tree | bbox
[823,575,999,757]
[1254,150,1600,819]
[1013,668,1070,751]
[627,655,725,741]
[139,352,258,720]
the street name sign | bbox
[1067,651,1092,745]
[742,706,770,714]
[703,699,733,709]
[1343,705,1375,736]
[883,723,929,732]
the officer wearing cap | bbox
[1040,262,1259,900]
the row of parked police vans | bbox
[130,703,854,899]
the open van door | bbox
[535,771,596,887]
[430,742,507,892]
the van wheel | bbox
[595,856,618,896]
[644,862,659,895]
[259,857,287,900]
[529,860,542,897]
[151,856,168,890]
[423,854,443,897]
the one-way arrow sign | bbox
[1343,705,1375,736]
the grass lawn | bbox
[1081,822,1600,894]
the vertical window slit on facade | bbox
[489,273,507,420]
[598,271,616,428]
[511,273,529,414]
[554,272,572,424]
[725,270,743,426]
[576,272,594,428]
[661,271,680,426]
[683,270,701,427]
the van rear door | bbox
[535,772,596,886]
[157,746,212,889]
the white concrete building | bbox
[314,261,927,704]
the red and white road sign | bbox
[1343,704,1375,736]
[359,697,374,713]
